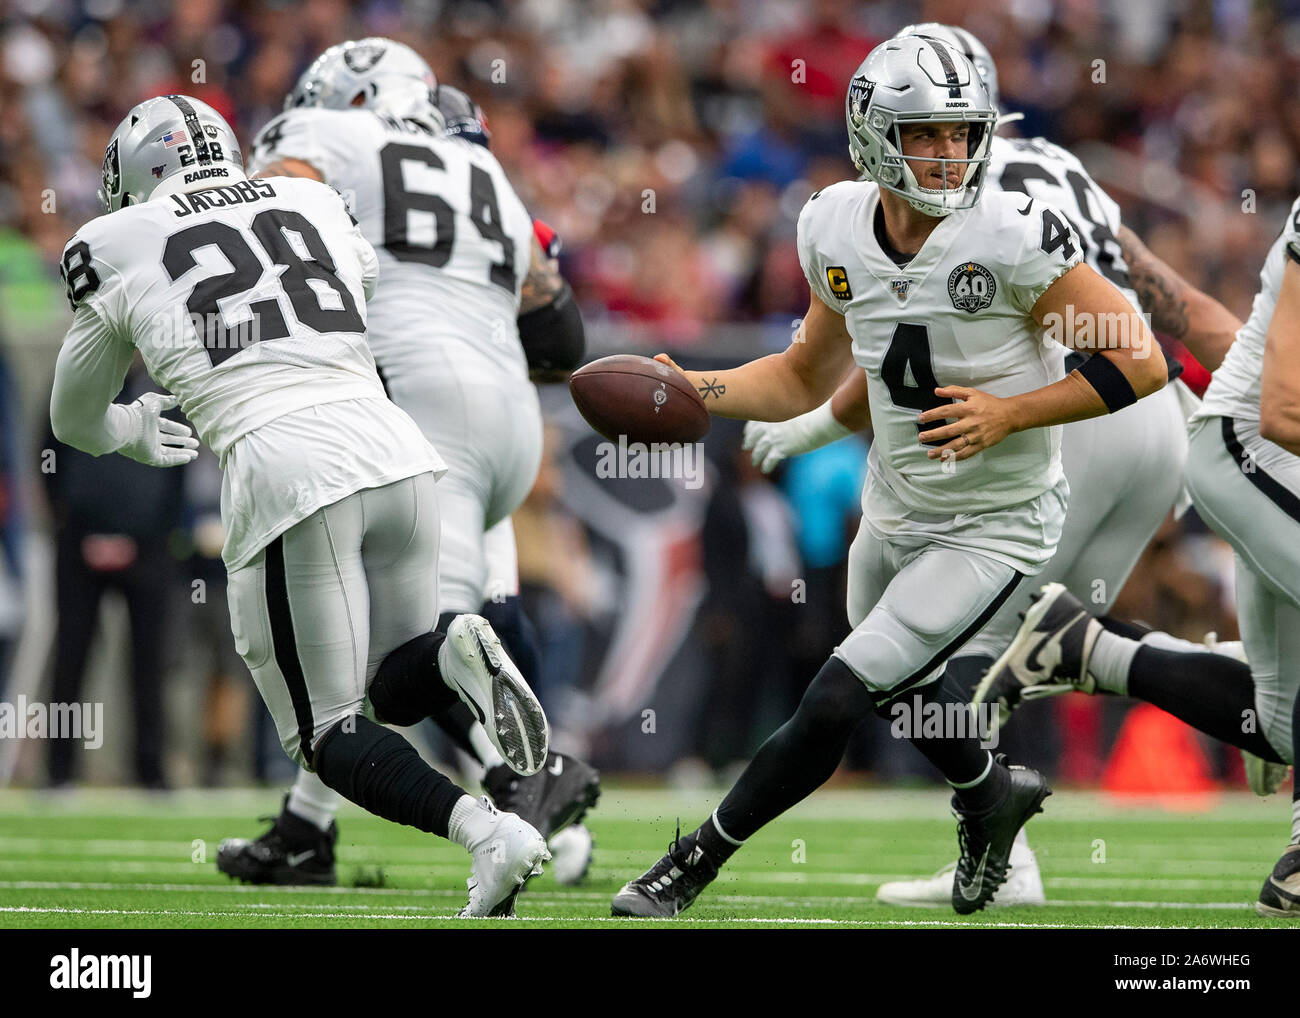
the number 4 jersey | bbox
[247,107,535,387]
[798,181,1082,514]
[56,175,443,568]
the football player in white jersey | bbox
[741,22,1245,908]
[977,189,1300,917]
[611,36,1166,918]
[52,94,555,917]
[215,41,599,889]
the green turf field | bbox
[0,786,1289,928]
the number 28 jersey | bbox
[247,108,535,387]
[57,176,443,567]
[798,181,1082,514]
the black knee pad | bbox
[368,631,453,726]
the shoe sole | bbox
[972,585,1067,725]
[1255,900,1300,918]
[448,617,549,776]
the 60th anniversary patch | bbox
[948,261,995,313]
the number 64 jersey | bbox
[797,181,1082,516]
[56,175,443,569]
[247,107,535,387]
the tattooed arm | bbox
[520,236,565,314]
[251,157,323,181]
[1118,224,1242,371]
[656,292,854,421]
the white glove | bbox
[742,401,853,474]
[113,393,200,467]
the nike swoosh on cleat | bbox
[1268,877,1300,903]
[548,756,564,776]
[1024,619,1080,675]
[958,847,990,901]
[285,850,316,867]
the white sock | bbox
[469,723,506,771]
[1085,629,1140,696]
[287,768,340,832]
[1290,798,1300,846]
[1139,631,1205,654]
[447,794,496,850]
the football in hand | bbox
[569,354,710,444]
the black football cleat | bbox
[217,797,337,886]
[1256,844,1300,918]
[482,751,600,840]
[951,761,1051,915]
[611,825,720,918]
[972,582,1101,726]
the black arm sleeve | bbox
[518,281,585,374]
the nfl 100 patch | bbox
[947,261,996,313]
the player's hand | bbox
[917,386,1017,461]
[743,420,792,473]
[117,393,200,468]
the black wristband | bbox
[518,281,585,373]
[1075,353,1139,413]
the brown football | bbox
[569,354,711,444]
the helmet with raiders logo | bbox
[846,36,996,217]
[896,23,1000,110]
[288,38,443,131]
[98,95,243,213]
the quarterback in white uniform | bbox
[978,190,1300,918]
[611,35,1165,919]
[741,22,1243,907]
[51,94,554,917]
[216,42,598,889]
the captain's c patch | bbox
[826,266,852,300]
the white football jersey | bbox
[1195,194,1300,423]
[56,175,443,567]
[988,134,1140,314]
[247,108,534,387]
[797,181,1082,513]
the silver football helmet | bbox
[287,37,443,131]
[896,23,1000,110]
[98,94,243,213]
[846,36,995,217]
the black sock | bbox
[1129,646,1285,763]
[429,701,484,764]
[313,714,466,838]
[714,656,875,844]
[694,815,739,865]
[1293,687,1300,785]
[943,654,995,701]
[895,678,1009,809]
[1097,615,1152,640]
[368,630,458,726]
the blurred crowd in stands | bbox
[0,0,1284,789]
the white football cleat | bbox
[457,798,550,918]
[877,832,1045,908]
[440,614,549,776]
[548,823,594,886]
